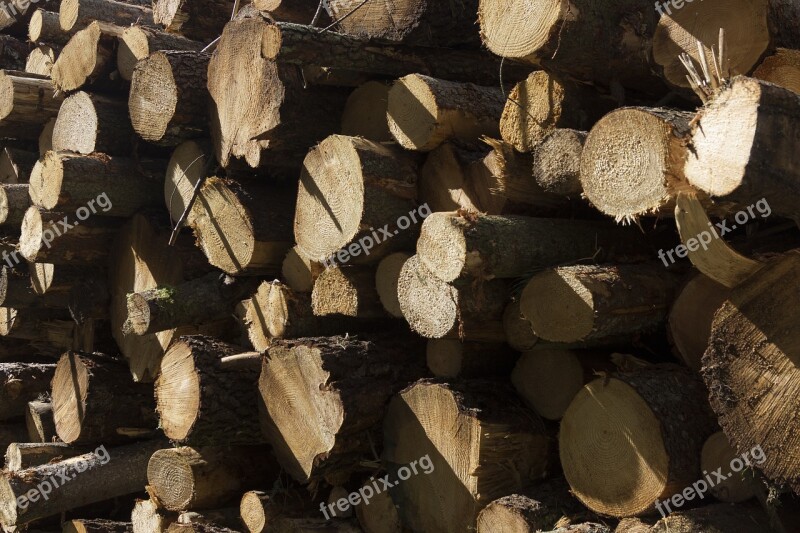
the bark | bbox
[51,21,123,92]
[147,446,278,511]
[153,0,236,42]
[29,9,70,45]
[64,519,134,533]
[383,379,550,532]
[1,265,71,309]
[24,45,57,76]
[5,442,94,471]
[155,336,264,446]
[0,36,29,71]
[258,335,425,483]
[25,400,57,442]
[129,51,210,146]
[560,366,718,517]
[0,147,36,183]
[295,135,419,263]
[118,26,201,81]
[340,81,392,142]
[53,91,137,157]
[416,212,650,284]
[0,70,63,140]
[0,184,29,225]
[59,0,154,32]
[0,439,166,526]
[426,339,517,379]
[311,266,385,318]
[51,352,157,444]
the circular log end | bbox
[19,207,45,262]
[701,431,755,503]
[25,46,56,77]
[126,292,152,336]
[0,187,8,225]
[52,22,101,92]
[478,0,562,62]
[59,0,79,31]
[396,255,458,338]
[165,140,208,224]
[476,494,544,533]
[533,128,586,196]
[753,48,800,94]
[147,448,196,511]
[560,378,669,517]
[387,74,440,151]
[341,81,392,142]
[129,52,179,141]
[52,351,90,443]
[310,267,359,317]
[29,263,54,295]
[415,212,466,284]
[520,268,594,343]
[500,71,566,151]
[240,491,268,533]
[28,9,44,42]
[119,27,151,82]
[0,307,17,336]
[511,349,583,420]
[281,246,318,293]
[156,340,200,442]
[327,0,413,40]
[153,0,181,28]
[0,72,13,121]
[52,92,98,155]
[29,151,62,211]
[375,251,410,317]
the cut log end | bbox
[478,0,559,63]
[414,212,467,283]
[511,349,585,421]
[239,491,269,533]
[50,352,89,443]
[375,251,410,318]
[155,341,201,442]
[19,207,45,262]
[51,91,104,155]
[397,255,458,338]
[51,21,105,92]
[521,269,594,343]
[164,140,208,225]
[147,449,199,511]
[500,71,569,151]
[753,48,800,94]
[341,81,392,142]
[25,46,56,76]
[128,52,178,142]
[28,150,61,210]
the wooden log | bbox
[375,251,410,318]
[6,442,94,471]
[560,367,717,517]
[51,21,124,92]
[503,299,538,352]
[189,177,294,275]
[1,265,70,309]
[311,266,384,318]
[25,45,57,76]
[0,361,55,421]
[0,308,74,352]
[155,337,263,446]
[118,26,201,81]
[426,339,516,379]
[39,117,55,155]
[353,480,402,532]
[520,264,681,343]
[147,446,278,511]
[649,503,771,533]
[0,36,29,71]
[258,336,425,483]
[340,81,392,142]
[280,246,321,293]
[701,431,757,503]
[0,0,58,37]
[59,0,154,32]
[387,74,504,152]
[500,71,615,153]
[702,251,800,493]
[416,212,649,283]
[0,439,165,526]
[153,0,236,42]
[29,9,70,45]
[685,77,800,221]
[754,48,800,94]
[0,70,63,140]
[418,142,490,213]
[294,135,419,264]
[477,492,591,533]
[0,147,36,183]
[52,92,136,156]
[397,255,509,339]
[64,519,133,533]
[51,352,157,444]
[131,499,177,533]
[26,400,57,442]
[531,129,587,196]
[0,184,29,225]
[129,51,210,146]
[383,380,549,532]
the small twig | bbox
[317,0,368,33]
[310,0,326,26]
[719,28,728,78]
[696,39,712,87]
[201,35,220,53]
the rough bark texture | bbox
[650,503,771,533]
[0,70,63,140]
[0,36,29,71]
[0,183,29,225]
[64,519,134,533]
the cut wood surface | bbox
[280,245,322,293]
[51,21,123,92]
[0,70,64,140]
[29,9,70,45]
[701,431,756,503]
[375,251,410,318]
[311,266,384,318]
[0,308,74,352]
[163,139,210,225]
[131,499,177,533]
[531,129,587,196]
[52,91,136,156]
[253,0,320,23]
[118,26,201,81]
[26,400,57,442]
[24,45,57,76]
[753,48,800,93]
[340,81,392,142]
[426,339,517,379]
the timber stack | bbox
[0,0,796,531]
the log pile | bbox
[0,0,797,532]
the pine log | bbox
[189,177,294,275]
[375,251,410,318]
[118,26,201,81]
[667,273,729,372]
[685,77,800,221]
[0,0,58,37]
[5,442,94,471]
[29,9,70,45]
[147,446,278,511]
[132,499,177,533]
[426,339,516,379]
[0,184,29,225]
[416,212,649,284]
[478,0,666,95]
[753,48,800,93]
[387,74,504,152]
[0,439,165,526]
[239,489,316,533]
[64,519,134,533]
[280,246,322,293]
[152,0,236,42]
[418,142,492,213]
[163,140,210,224]
[0,361,55,420]
[129,51,210,146]
[0,36,29,71]
[294,135,419,264]
[26,400,57,442]
[702,251,800,493]
[325,0,478,45]
[0,147,36,183]
[25,45,57,76]
[397,255,508,339]
[520,264,681,343]
[51,352,157,444]
[39,117,55,155]
[0,70,63,140]
[560,367,717,517]
[701,432,757,503]
[649,503,771,533]
[258,336,425,483]
[311,266,384,318]
[500,71,615,153]
[340,81,392,142]
[477,493,582,533]
[59,0,154,32]
[51,21,124,92]
[0,308,74,352]
[1,264,70,309]
[155,337,263,446]
[531,129,587,196]
[503,299,538,352]
[52,91,136,156]
[384,380,549,532]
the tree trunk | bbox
[375,251,410,318]
[0,147,36,183]
[0,70,64,140]
[520,263,681,343]
[25,45,58,76]
[118,26,201,81]
[500,71,615,153]
[0,439,166,526]
[129,51,210,146]
[295,135,419,264]
[29,9,70,45]
[341,81,392,143]
[702,251,800,494]
[153,0,236,42]
[397,255,509,339]
[311,266,385,318]
[189,178,294,275]
[51,352,157,444]
[258,335,425,484]
[238,488,315,533]
[25,400,57,442]
[426,339,517,379]
[531,129,587,196]
[560,366,718,517]
[387,74,504,152]
[53,91,137,157]
[0,184,29,225]
[59,0,154,32]
[280,246,322,293]
[418,142,492,213]
[416,212,649,284]
[146,446,278,511]
[5,442,95,471]
[155,336,264,446]
[0,36,30,71]
[131,499,177,533]
[685,77,800,221]
[51,21,124,92]
[383,379,550,532]
[64,519,134,533]
[753,48,800,94]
